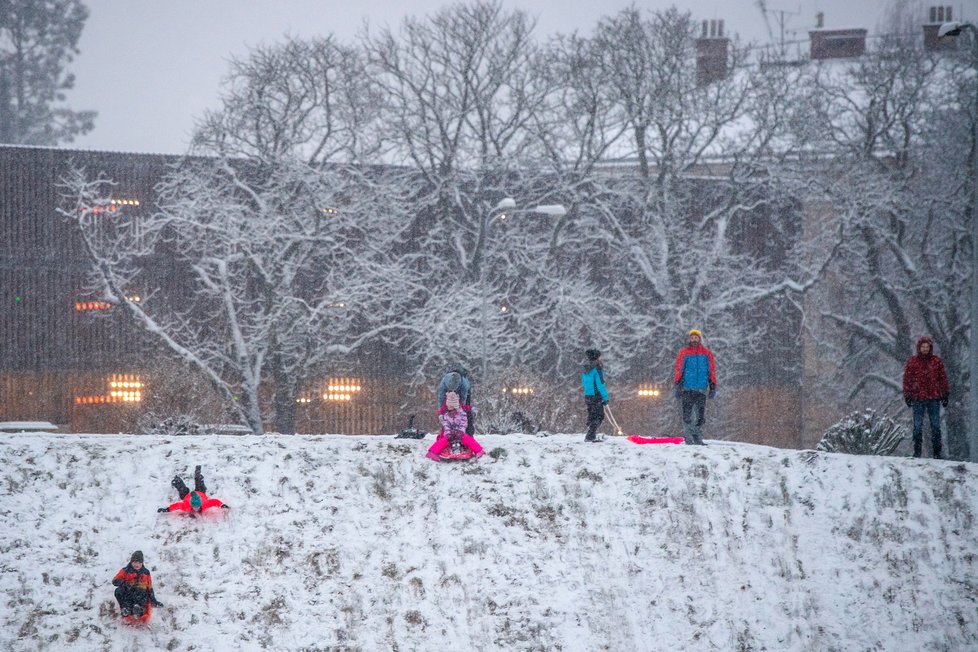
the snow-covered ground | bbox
[1,433,976,651]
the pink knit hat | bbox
[445,391,460,410]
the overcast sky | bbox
[66,0,955,155]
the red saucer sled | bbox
[438,441,476,461]
[122,602,152,625]
[626,435,685,445]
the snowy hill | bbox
[1,433,976,651]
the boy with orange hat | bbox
[673,329,717,445]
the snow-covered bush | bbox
[136,413,201,437]
[816,410,908,456]
[478,370,577,434]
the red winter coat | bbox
[902,336,950,401]
[165,491,225,513]
[112,564,153,592]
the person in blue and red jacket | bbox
[902,335,950,459]
[673,329,717,445]
[112,550,163,617]
[157,465,230,516]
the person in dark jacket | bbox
[902,336,950,458]
[158,465,230,515]
[112,550,163,617]
[437,366,475,435]
[581,348,609,442]
[673,329,717,445]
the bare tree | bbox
[547,6,820,398]
[363,0,578,386]
[60,161,421,435]
[59,36,422,435]
[790,27,974,458]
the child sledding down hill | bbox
[157,465,230,516]
[112,550,163,620]
[426,390,484,461]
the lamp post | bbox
[477,198,567,381]
[939,21,978,461]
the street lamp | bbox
[939,21,978,461]
[478,198,568,380]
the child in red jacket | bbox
[112,550,163,618]
[157,465,230,515]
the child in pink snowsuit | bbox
[426,391,484,460]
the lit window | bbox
[319,207,339,217]
[638,384,661,398]
[75,373,144,405]
[502,386,533,395]
[75,300,113,312]
[84,197,140,215]
[323,378,362,402]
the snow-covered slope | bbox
[1,433,975,651]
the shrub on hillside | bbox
[816,410,908,456]
[478,369,577,434]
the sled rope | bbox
[603,404,626,436]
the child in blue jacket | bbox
[581,348,609,442]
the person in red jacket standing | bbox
[902,336,950,458]
[157,465,230,515]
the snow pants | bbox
[911,399,942,458]
[172,466,207,499]
[584,397,604,440]
[680,390,707,445]
[427,432,484,458]
[115,585,150,612]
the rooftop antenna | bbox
[754,0,801,58]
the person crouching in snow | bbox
[112,550,163,617]
[157,465,230,516]
[426,390,484,460]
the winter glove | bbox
[673,385,680,400]
[220,504,231,510]
[708,389,717,400]
[112,578,123,587]
[157,507,169,513]
[904,395,912,407]
[941,396,949,408]
[152,600,164,608]
[602,399,608,406]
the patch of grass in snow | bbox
[575,468,603,482]
[488,447,507,460]
[370,465,396,500]
[404,609,426,628]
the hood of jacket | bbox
[916,336,934,357]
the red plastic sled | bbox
[438,444,476,461]
[627,435,684,445]
[122,602,152,625]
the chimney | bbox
[923,6,956,51]
[815,12,824,29]
[696,19,730,85]
[809,27,867,60]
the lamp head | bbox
[494,197,517,211]
[531,204,568,216]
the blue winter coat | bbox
[581,362,609,402]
